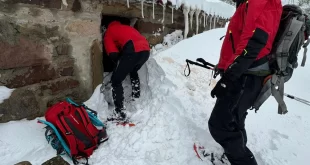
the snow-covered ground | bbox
[1,24,310,165]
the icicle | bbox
[195,9,201,34]
[213,12,216,29]
[209,9,212,30]
[183,6,190,39]
[153,0,155,19]
[172,7,174,23]
[161,5,166,24]
[189,10,195,30]
[203,13,206,27]
[141,0,145,18]
[127,0,130,8]
[62,0,68,8]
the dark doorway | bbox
[101,14,137,73]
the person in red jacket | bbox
[208,0,282,165]
[103,21,150,120]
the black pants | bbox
[111,50,150,111]
[208,74,265,165]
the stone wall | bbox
[0,0,228,123]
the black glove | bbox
[109,53,119,64]
[213,64,224,79]
[211,75,239,99]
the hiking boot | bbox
[114,107,127,121]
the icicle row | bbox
[141,0,144,18]
[183,6,190,39]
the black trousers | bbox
[111,49,150,111]
[208,74,265,165]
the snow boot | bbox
[130,71,140,99]
[114,107,127,121]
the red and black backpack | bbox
[40,100,108,164]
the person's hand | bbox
[109,53,119,64]
[213,64,224,78]
[211,76,236,99]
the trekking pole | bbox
[284,93,310,106]
[184,59,214,77]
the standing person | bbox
[208,0,282,165]
[103,20,150,120]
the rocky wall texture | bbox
[0,0,228,123]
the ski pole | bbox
[184,59,214,77]
[196,58,215,67]
[284,93,310,106]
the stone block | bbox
[7,0,62,9]
[136,20,163,34]
[42,156,69,165]
[56,44,71,55]
[0,37,53,69]
[14,161,32,165]
[0,88,40,123]
[65,20,100,36]
[1,65,57,88]
[54,57,75,76]
[146,34,164,46]
[59,67,74,76]
[40,77,80,95]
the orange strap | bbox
[263,75,272,85]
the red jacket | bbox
[103,21,150,56]
[218,0,282,81]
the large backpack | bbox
[38,98,108,165]
[252,4,308,114]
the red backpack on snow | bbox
[39,99,108,164]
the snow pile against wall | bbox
[152,30,183,54]
[0,86,14,104]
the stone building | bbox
[0,0,228,123]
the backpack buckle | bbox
[286,31,293,36]
[280,52,289,57]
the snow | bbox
[0,86,14,104]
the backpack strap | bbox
[301,39,309,66]
[271,75,288,114]
[276,16,305,73]
[252,74,288,114]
